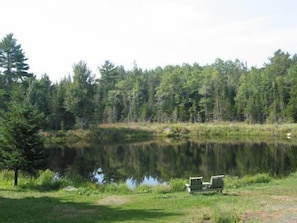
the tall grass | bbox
[213,210,241,223]
[0,170,274,194]
[0,170,15,187]
[225,173,272,189]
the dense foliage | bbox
[0,87,45,186]
[0,34,45,186]
[1,33,297,130]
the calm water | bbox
[46,138,297,186]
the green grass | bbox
[0,171,297,222]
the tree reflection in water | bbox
[46,138,297,186]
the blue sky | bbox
[1,0,297,82]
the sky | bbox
[1,0,297,82]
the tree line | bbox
[1,33,297,131]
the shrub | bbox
[214,213,240,223]
[38,169,55,185]
[104,183,118,193]
[38,169,64,190]
[135,184,152,194]
[213,210,240,223]
[117,183,131,194]
[169,178,186,192]
[77,187,99,196]
[289,172,297,178]
[64,171,87,187]
[253,173,271,184]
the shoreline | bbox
[41,122,297,144]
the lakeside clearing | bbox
[4,123,296,222]
[0,173,297,222]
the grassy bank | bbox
[0,171,297,222]
[99,122,297,136]
[43,122,297,144]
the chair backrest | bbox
[210,175,224,189]
[190,177,203,190]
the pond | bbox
[46,137,297,187]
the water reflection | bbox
[46,138,297,186]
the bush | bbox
[77,187,99,196]
[38,169,64,190]
[214,211,240,223]
[104,183,118,193]
[64,170,92,188]
[135,184,152,194]
[289,172,297,178]
[253,173,271,184]
[169,178,186,192]
[38,169,55,185]
[117,183,131,194]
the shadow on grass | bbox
[0,183,63,193]
[0,195,181,223]
[187,191,239,197]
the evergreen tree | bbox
[0,33,31,87]
[98,61,123,122]
[0,86,45,186]
[51,78,75,130]
[64,61,96,128]
[26,75,53,129]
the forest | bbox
[1,33,297,130]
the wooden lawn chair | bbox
[185,177,203,194]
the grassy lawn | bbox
[1,174,297,222]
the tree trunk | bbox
[14,169,18,186]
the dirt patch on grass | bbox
[242,195,297,222]
[52,206,97,219]
[271,195,296,202]
[97,196,130,206]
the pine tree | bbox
[0,86,45,186]
[0,33,31,87]
[64,61,96,128]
